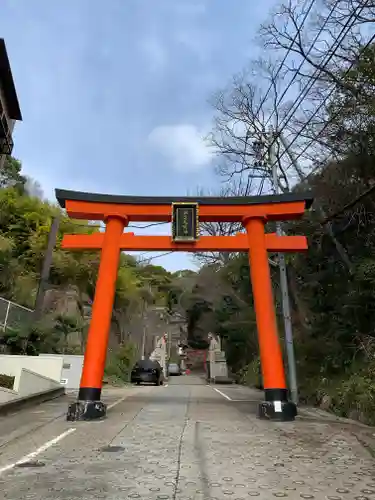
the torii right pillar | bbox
[244,215,297,421]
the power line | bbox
[255,0,317,117]
[136,251,174,265]
[59,218,175,264]
[275,0,366,140]
[264,0,341,129]
[279,31,375,170]
[257,176,267,195]
[244,0,341,191]
[322,183,375,225]
[129,222,169,229]
[60,221,176,260]
[59,221,175,263]
[63,220,168,230]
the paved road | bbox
[0,376,374,499]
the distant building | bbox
[0,38,22,169]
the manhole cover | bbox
[16,461,45,468]
[100,446,125,452]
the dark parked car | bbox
[130,359,164,386]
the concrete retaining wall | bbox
[0,385,18,403]
[18,368,60,397]
[0,368,61,402]
[38,354,84,389]
[0,356,66,415]
[0,354,64,392]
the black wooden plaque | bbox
[172,203,199,242]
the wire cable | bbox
[129,222,169,229]
[59,219,175,264]
[255,0,317,117]
[247,0,343,190]
[279,30,375,170]
[136,251,175,264]
[264,0,341,129]
[275,0,367,140]
[63,220,168,231]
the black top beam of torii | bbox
[55,188,314,210]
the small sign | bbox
[274,400,282,412]
[172,203,199,242]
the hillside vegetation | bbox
[182,16,375,424]
[0,159,185,381]
[1,0,374,421]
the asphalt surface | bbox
[0,376,374,499]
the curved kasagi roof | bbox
[55,188,314,210]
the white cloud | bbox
[138,36,168,73]
[147,124,213,171]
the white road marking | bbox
[107,386,153,410]
[0,427,76,475]
[212,387,232,400]
[107,395,130,410]
[0,387,153,475]
[212,387,261,403]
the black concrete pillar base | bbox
[66,400,107,421]
[258,388,297,422]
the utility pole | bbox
[267,128,298,405]
[140,280,152,359]
[167,315,172,361]
[34,216,60,322]
[141,298,147,360]
[141,324,146,360]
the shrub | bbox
[238,357,263,389]
[332,373,375,425]
[0,373,14,389]
[104,342,137,384]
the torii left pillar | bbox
[67,216,127,421]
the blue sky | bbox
[1,0,277,272]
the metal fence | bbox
[0,296,34,332]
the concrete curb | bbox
[234,383,375,429]
[206,377,236,385]
[297,406,374,428]
[0,386,65,416]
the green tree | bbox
[0,182,174,359]
[0,156,26,192]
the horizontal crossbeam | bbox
[61,233,308,252]
[64,200,308,223]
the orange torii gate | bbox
[55,189,313,422]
